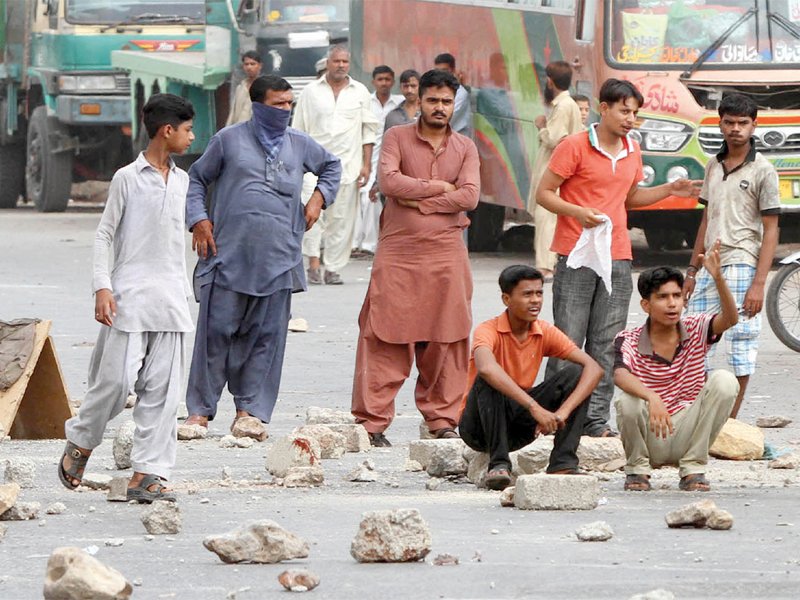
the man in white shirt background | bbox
[226,50,263,126]
[294,45,379,285]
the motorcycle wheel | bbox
[766,262,800,353]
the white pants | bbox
[534,203,557,272]
[352,188,381,253]
[65,327,186,479]
[302,180,359,273]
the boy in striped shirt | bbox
[614,241,739,492]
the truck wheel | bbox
[644,227,684,251]
[766,262,800,353]
[467,202,505,252]
[26,106,73,212]
[0,144,26,208]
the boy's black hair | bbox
[719,93,758,120]
[142,93,195,139]
[242,50,262,63]
[598,78,643,109]
[418,69,459,98]
[572,94,590,104]
[499,265,544,294]
[400,69,420,84]
[372,65,395,79]
[250,75,293,103]
[637,266,684,299]
[434,52,456,69]
[546,60,572,91]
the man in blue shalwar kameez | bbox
[184,75,341,437]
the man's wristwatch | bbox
[686,264,699,279]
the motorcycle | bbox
[766,251,800,352]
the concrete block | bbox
[408,439,465,470]
[514,474,599,510]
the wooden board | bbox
[0,320,74,439]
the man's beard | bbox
[543,84,554,105]
[422,113,448,129]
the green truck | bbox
[0,0,208,211]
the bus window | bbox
[576,0,597,41]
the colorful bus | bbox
[350,0,800,250]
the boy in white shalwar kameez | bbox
[58,93,195,503]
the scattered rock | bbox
[278,569,320,592]
[45,502,67,515]
[514,438,553,474]
[404,459,423,472]
[514,474,599,510]
[106,477,129,502]
[305,406,355,425]
[287,318,309,333]
[576,437,626,470]
[222,466,232,480]
[43,546,132,600]
[425,478,441,491]
[177,423,208,440]
[432,553,459,566]
[4,458,36,488]
[283,466,325,488]
[325,424,370,453]
[105,538,124,547]
[499,486,515,507]
[232,416,268,442]
[294,425,347,459]
[0,501,40,521]
[576,521,614,541]
[81,473,112,491]
[266,435,321,478]
[219,434,254,449]
[426,443,468,477]
[125,393,137,409]
[0,523,6,540]
[756,415,792,428]
[707,509,734,530]
[710,418,764,460]
[408,439,466,470]
[140,500,181,535]
[769,454,799,469]
[665,499,718,528]
[351,508,431,563]
[203,520,310,564]
[113,421,136,470]
[0,482,21,516]
[418,420,434,439]
[348,460,378,482]
[629,590,675,600]
[596,458,627,472]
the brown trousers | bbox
[351,317,469,434]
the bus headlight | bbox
[667,166,689,182]
[633,119,693,153]
[639,165,656,186]
[58,75,117,92]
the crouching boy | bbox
[615,241,739,492]
[459,265,602,490]
[58,94,196,503]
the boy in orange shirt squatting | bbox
[458,265,603,490]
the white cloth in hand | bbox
[566,214,613,294]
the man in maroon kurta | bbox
[351,69,480,447]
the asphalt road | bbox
[1,206,799,599]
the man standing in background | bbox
[226,50,262,126]
[294,45,379,285]
[434,52,472,136]
[527,61,583,281]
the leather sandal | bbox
[624,474,652,491]
[127,474,177,504]
[679,473,710,492]
[58,441,90,490]
[432,427,460,439]
[485,468,512,491]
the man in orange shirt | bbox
[459,265,603,491]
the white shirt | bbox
[292,75,379,184]
[369,91,404,183]
[93,153,193,333]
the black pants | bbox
[459,363,588,472]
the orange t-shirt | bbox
[547,125,644,260]
[461,312,578,413]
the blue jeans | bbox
[545,255,633,435]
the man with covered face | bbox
[184,75,341,438]
[351,69,480,447]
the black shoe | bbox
[368,432,392,447]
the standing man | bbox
[384,69,421,131]
[536,78,701,438]
[527,61,584,280]
[226,50,262,126]
[184,75,341,437]
[353,65,404,257]
[351,69,480,447]
[684,93,780,418]
[434,53,472,136]
[294,45,379,285]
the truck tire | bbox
[0,144,26,208]
[766,262,800,353]
[467,202,505,252]
[26,106,73,212]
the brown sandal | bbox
[624,473,652,491]
[679,473,710,492]
[431,427,460,439]
[185,415,208,428]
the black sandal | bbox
[126,474,177,504]
[624,474,652,491]
[679,473,710,492]
[58,441,90,490]
[432,427,460,439]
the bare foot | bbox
[185,414,209,427]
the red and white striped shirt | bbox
[614,314,718,415]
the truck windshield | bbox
[608,0,800,67]
[66,0,205,25]
[264,0,349,23]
